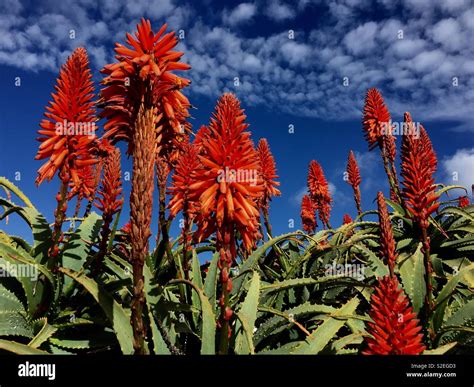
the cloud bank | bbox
[1,0,473,129]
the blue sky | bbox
[0,0,473,243]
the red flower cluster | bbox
[95,146,123,218]
[346,151,362,214]
[168,142,202,219]
[188,93,264,252]
[307,160,332,228]
[68,164,100,201]
[301,194,317,233]
[35,47,97,186]
[400,113,439,230]
[458,196,470,208]
[256,138,281,209]
[343,214,353,224]
[362,88,391,151]
[363,275,425,355]
[100,18,191,157]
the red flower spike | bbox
[363,275,425,355]
[256,138,281,208]
[307,160,332,228]
[400,113,439,231]
[168,142,203,219]
[194,141,257,357]
[343,214,353,224]
[362,88,391,151]
[95,146,123,218]
[384,131,397,163]
[346,151,362,214]
[100,18,191,156]
[347,151,361,187]
[35,47,97,185]
[188,93,264,253]
[458,196,470,208]
[193,125,210,152]
[68,164,99,201]
[301,194,317,233]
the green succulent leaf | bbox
[28,318,57,349]
[433,263,474,332]
[203,251,219,309]
[59,268,134,354]
[234,271,260,354]
[62,211,102,288]
[166,279,216,355]
[398,243,426,314]
[0,338,50,354]
[290,296,360,354]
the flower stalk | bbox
[400,114,439,336]
[130,106,158,354]
[49,180,68,264]
[346,151,362,215]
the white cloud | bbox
[442,148,474,194]
[265,0,296,21]
[430,18,463,52]
[411,49,447,73]
[438,0,471,13]
[344,22,378,56]
[223,3,256,26]
[280,41,312,66]
[0,0,472,129]
[125,0,174,19]
[0,0,22,14]
[391,39,426,58]
[290,186,308,206]
[290,181,349,207]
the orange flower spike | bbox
[100,18,191,153]
[257,138,281,205]
[307,160,331,203]
[256,138,280,237]
[301,194,317,233]
[168,142,203,219]
[101,19,191,355]
[307,160,332,228]
[35,47,97,185]
[95,147,124,218]
[401,112,440,323]
[68,164,99,201]
[92,146,123,275]
[362,88,390,151]
[384,131,397,164]
[188,94,264,350]
[346,151,361,187]
[189,93,264,253]
[346,151,362,214]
